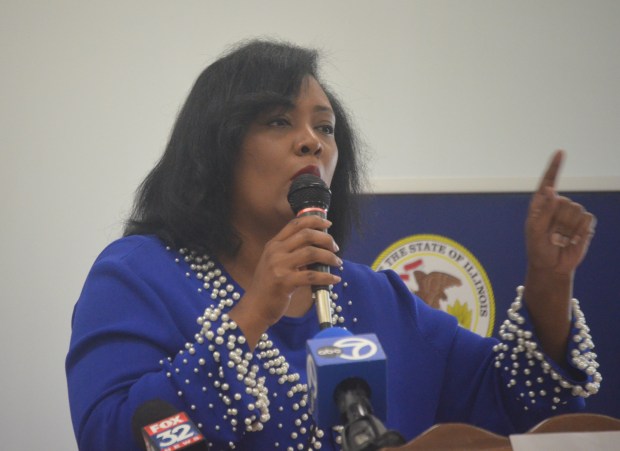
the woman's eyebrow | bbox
[313,105,335,115]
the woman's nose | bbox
[295,127,322,156]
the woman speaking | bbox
[66,39,600,450]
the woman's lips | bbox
[291,165,320,180]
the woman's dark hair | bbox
[124,39,365,256]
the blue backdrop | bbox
[342,191,620,418]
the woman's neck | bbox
[217,234,263,292]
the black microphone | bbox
[131,399,207,450]
[335,377,405,451]
[287,173,334,329]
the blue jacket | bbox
[66,235,588,450]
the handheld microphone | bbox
[288,173,334,329]
[131,399,207,451]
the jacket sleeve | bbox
[66,243,266,450]
[382,269,600,435]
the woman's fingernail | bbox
[551,232,569,247]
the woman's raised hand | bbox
[523,150,596,362]
[525,150,596,276]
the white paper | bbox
[510,431,620,451]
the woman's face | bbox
[231,76,338,238]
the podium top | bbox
[381,413,620,450]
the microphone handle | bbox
[296,207,333,329]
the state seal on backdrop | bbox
[372,234,495,337]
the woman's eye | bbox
[318,124,335,135]
[268,118,290,127]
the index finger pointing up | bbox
[537,150,564,193]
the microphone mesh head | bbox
[288,174,331,214]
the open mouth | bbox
[291,165,320,180]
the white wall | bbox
[1,1,618,449]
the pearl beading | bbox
[493,285,601,411]
[169,247,347,450]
